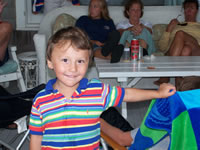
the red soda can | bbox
[131,39,139,61]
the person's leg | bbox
[154,77,170,86]
[100,107,134,146]
[0,22,12,62]
[44,0,61,14]
[168,30,200,56]
[93,48,111,59]
[101,30,121,57]
[94,45,124,63]
[100,118,133,146]
[154,30,200,86]
[100,107,133,132]
[170,31,200,87]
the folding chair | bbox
[0,122,30,150]
[0,46,26,92]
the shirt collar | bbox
[45,78,89,94]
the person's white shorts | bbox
[44,0,72,14]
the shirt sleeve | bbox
[116,21,127,30]
[140,20,153,29]
[29,98,44,135]
[102,83,125,109]
[158,31,170,53]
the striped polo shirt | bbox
[29,78,124,150]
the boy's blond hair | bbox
[46,26,93,61]
[89,0,111,20]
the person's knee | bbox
[1,22,12,34]
[175,30,185,38]
[117,131,133,146]
[181,46,192,56]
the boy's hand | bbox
[157,83,176,98]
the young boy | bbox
[29,27,176,150]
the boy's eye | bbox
[78,60,85,63]
[62,59,68,62]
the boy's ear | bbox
[47,59,54,69]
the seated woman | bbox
[116,0,156,56]
[75,0,123,63]
[0,0,12,66]
[154,0,200,86]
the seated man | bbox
[100,76,200,148]
[0,0,12,66]
[154,0,200,86]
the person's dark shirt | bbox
[75,16,116,43]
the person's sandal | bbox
[6,123,17,130]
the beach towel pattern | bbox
[130,89,200,150]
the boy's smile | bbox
[47,42,90,93]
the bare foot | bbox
[154,77,170,86]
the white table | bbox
[95,56,200,118]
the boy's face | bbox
[47,42,90,89]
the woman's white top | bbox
[116,19,152,30]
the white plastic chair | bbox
[0,46,26,92]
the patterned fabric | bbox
[130,89,200,150]
[29,78,124,150]
[52,13,76,34]
[32,0,80,13]
[152,24,167,51]
[32,0,44,13]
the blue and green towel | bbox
[130,89,200,150]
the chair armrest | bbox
[33,33,47,84]
[101,131,127,150]
[10,46,19,65]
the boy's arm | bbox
[123,83,176,102]
[30,134,42,150]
